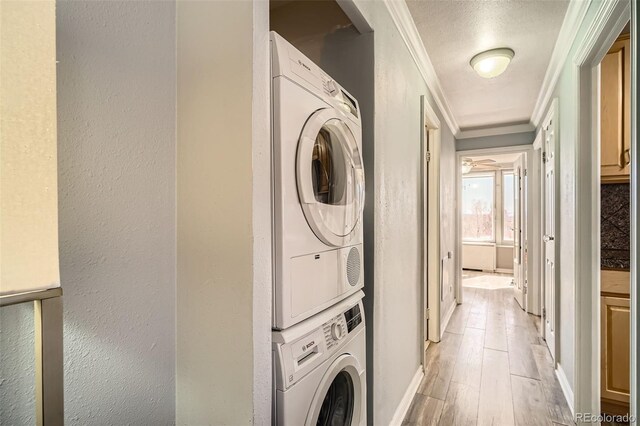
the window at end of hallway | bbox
[502,172,515,242]
[462,175,495,242]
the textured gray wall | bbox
[0,304,35,424]
[56,1,176,424]
[456,131,535,151]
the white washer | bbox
[273,291,366,426]
[271,31,365,330]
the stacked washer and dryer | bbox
[270,32,367,426]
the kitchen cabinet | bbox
[601,270,630,413]
[600,34,631,183]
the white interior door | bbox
[513,154,526,309]
[543,119,556,360]
[422,129,430,347]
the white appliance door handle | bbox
[297,136,317,204]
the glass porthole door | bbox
[297,108,365,247]
[306,355,363,426]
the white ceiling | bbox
[406,0,569,131]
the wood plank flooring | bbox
[403,286,575,426]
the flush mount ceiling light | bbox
[470,48,515,79]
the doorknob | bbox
[543,235,554,242]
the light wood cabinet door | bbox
[600,35,630,183]
[601,295,630,403]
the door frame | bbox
[632,1,639,419]
[573,0,631,416]
[539,101,560,366]
[532,130,544,335]
[455,145,539,314]
[421,95,441,361]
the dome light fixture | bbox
[470,48,515,79]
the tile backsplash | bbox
[601,183,630,270]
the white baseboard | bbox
[389,366,424,426]
[440,300,456,335]
[556,363,575,416]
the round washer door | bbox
[306,354,364,426]
[297,108,365,247]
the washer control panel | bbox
[322,313,348,350]
[322,302,363,350]
[273,293,365,391]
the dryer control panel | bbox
[271,31,360,122]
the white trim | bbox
[631,2,639,420]
[540,98,560,365]
[336,0,373,34]
[440,299,456,335]
[532,131,544,337]
[421,95,441,350]
[252,1,272,423]
[389,366,424,426]
[571,0,630,417]
[457,122,535,140]
[383,0,458,136]
[531,0,591,127]
[532,129,543,150]
[456,145,535,158]
[574,0,629,65]
[556,364,576,417]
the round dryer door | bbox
[297,108,365,247]
[306,355,364,426]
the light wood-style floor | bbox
[402,286,575,426]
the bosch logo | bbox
[302,340,315,352]
[297,59,311,71]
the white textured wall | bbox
[0,304,36,424]
[57,1,176,424]
[440,123,458,323]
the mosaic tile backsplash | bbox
[601,183,630,270]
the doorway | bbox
[421,95,442,362]
[575,1,637,414]
[455,147,539,318]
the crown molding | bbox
[531,0,591,128]
[573,0,629,66]
[383,0,460,136]
[456,122,535,140]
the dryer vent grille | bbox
[346,247,361,286]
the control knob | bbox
[326,80,339,96]
[331,323,344,340]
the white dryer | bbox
[271,31,365,330]
[273,291,366,426]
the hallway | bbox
[403,287,574,425]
